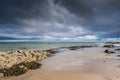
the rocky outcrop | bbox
[67,45,93,50]
[0,49,56,69]
[0,61,41,77]
[115,48,120,51]
[0,49,56,77]
[105,42,120,44]
[103,44,114,48]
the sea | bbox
[0,42,101,52]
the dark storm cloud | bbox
[0,0,120,41]
[0,0,49,25]
[54,0,94,18]
[54,0,120,36]
[54,0,120,18]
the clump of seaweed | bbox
[0,61,42,77]
[3,66,26,76]
[20,61,42,70]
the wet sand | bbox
[5,47,120,80]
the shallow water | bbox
[0,42,98,52]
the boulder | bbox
[104,49,115,54]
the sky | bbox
[0,0,120,42]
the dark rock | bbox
[8,52,13,54]
[67,45,93,50]
[46,53,52,57]
[105,42,120,44]
[103,44,114,48]
[3,66,26,76]
[22,61,42,70]
[15,61,42,70]
[17,50,22,53]
[23,53,27,57]
[104,49,115,54]
[81,45,93,48]
[0,69,4,73]
[46,49,56,54]
[69,47,78,50]
[1,54,5,57]
[67,46,80,50]
[0,61,42,77]
[70,48,77,50]
[31,53,35,57]
[117,55,120,57]
[115,48,120,51]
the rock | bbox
[117,55,120,57]
[3,65,27,76]
[67,45,93,50]
[115,48,120,51]
[81,45,93,48]
[103,44,114,48]
[21,61,42,70]
[46,49,56,54]
[7,51,13,54]
[0,61,41,77]
[67,46,79,50]
[105,42,120,44]
[16,50,22,53]
[1,54,5,57]
[70,47,78,50]
[0,49,57,73]
[104,49,115,54]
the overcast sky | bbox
[0,0,120,42]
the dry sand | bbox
[7,71,107,80]
[4,47,120,80]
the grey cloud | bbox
[0,0,120,41]
[55,0,120,37]
[0,0,49,25]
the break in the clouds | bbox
[0,0,120,42]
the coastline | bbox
[0,45,120,80]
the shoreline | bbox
[0,45,93,68]
[0,45,120,80]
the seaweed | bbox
[0,61,42,77]
[22,61,42,70]
[3,66,26,76]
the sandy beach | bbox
[0,0,120,79]
[2,47,120,80]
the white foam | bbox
[114,44,120,47]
